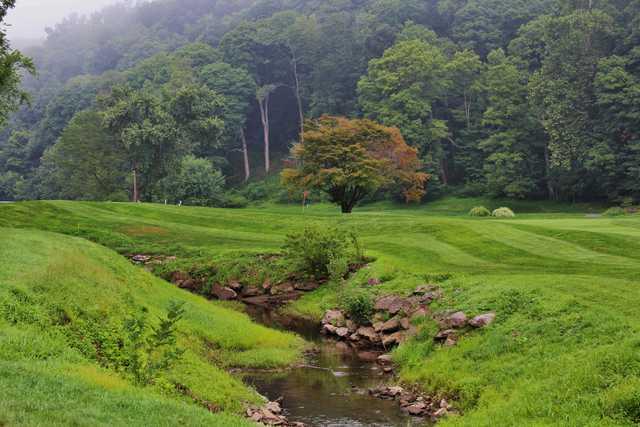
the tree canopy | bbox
[0,0,639,205]
[282,116,428,213]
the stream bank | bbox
[130,254,443,426]
[243,303,427,427]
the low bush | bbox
[154,156,226,207]
[469,206,491,217]
[492,207,516,218]
[218,193,249,209]
[282,225,363,280]
[341,290,374,324]
[123,301,186,385]
[603,207,625,217]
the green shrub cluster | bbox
[218,193,249,208]
[492,207,516,218]
[282,225,363,281]
[341,290,374,324]
[123,301,186,385]
[469,206,491,217]
[603,207,625,217]
[0,288,185,386]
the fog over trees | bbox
[0,0,638,206]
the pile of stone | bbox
[434,311,496,347]
[376,353,394,373]
[321,285,442,349]
[246,401,305,426]
[129,254,177,268]
[168,269,322,307]
[170,271,206,292]
[321,284,497,350]
[369,385,454,420]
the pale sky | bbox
[5,0,126,42]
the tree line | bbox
[0,0,638,205]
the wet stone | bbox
[211,284,237,301]
[322,310,346,327]
[469,312,496,328]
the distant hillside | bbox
[1,0,638,206]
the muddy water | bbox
[243,306,426,427]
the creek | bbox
[242,305,426,427]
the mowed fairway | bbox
[1,200,640,426]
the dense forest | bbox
[0,0,639,205]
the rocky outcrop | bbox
[322,284,498,351]
[211,284,238,301]
[434,329,458,347]
[322,309,346,327]
[246,400,305,426]
[369,385,455,420]
[165,268,321,307]
[438,311,467,329]
[377,353,393,365]
[130,254,177,266]
[321,284,443,349]
[469,312,496,328]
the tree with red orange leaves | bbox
[282,116,430,213]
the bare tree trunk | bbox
[258,94,271,174]
[240,129,250,182]
[544,144,555,200]
[464,93,471,130]
[132,166,139,203]
[440,157,449,186]
[291,51,305,142]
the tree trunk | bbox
[544,144,555,200]
[464,93,471,130]
[440,157,449,186]
[240,129,250,182]
[132,166,139,203]
[258,94,271,174]
[341,202,354,214]
[291,51,305,142]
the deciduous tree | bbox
[282,116,429,213]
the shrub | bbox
[124,301,186,385]
[603,207,625,217]
[218,193,249,209]
[469,206,491,217]
[282,226,363,280]
[154,156,225,206]
[342,290,374,324]
[492,207,515,218]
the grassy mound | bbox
[491,207,515,218]
[1,200,640,425]
[469,206,491,217]
[603,206,626,217]
[0,228,304,426]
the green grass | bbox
[0,227,303,426]
[1,199,640,425]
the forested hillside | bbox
[0,0,639,204]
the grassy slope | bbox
[0,227,303,426]
[1,199,639,426]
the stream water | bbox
[243,306,426,427]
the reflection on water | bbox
[243,305,426,427]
